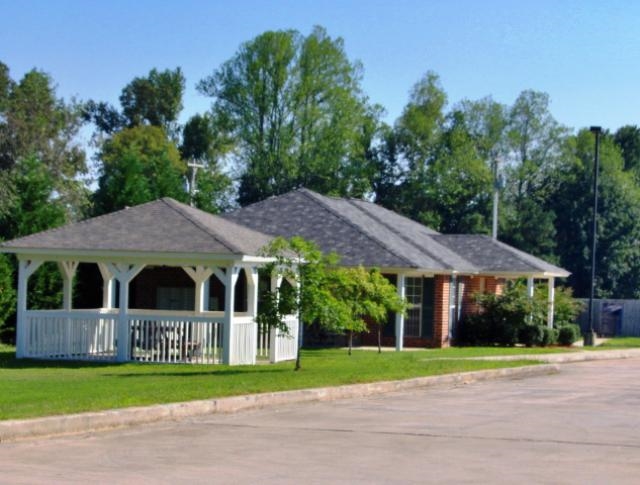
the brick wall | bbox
[485,277,505,296]
[459,275,506,320]
[433,275,450,348]
[460,276,484,315]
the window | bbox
[404,277,423,337]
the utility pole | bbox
[187,159,205,207]
[491,157,501,239]
[585,126,602,346]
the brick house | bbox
[224,188,570,349]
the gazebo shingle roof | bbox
[1,198,274,257]
[224,188,569,277]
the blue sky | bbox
[2,0,638,135]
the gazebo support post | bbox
[222,266,240,365]
[58,261,79,311]
[183,265,214,313]
[97,263,116,309]
[107,263,144,362]
[16,258,43,358]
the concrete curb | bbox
[468,348,640,363]
[0,363,559,443]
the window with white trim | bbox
[404,277,423,337]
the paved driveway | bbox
[2,358,640,484]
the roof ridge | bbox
[300,190,416,268]
[345,199,461,269]
[161,199,238,254]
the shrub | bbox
[457,313,489,346]
[541,326,559,346]
[557,324,581,346]
[520,324,544,347]
[457,280,583,348]
[552,287,584,326]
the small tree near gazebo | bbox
[259,237,407,367]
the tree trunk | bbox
[348,330,353,356]
[377,323,382,353]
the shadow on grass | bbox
[0,350,124,370]
[104,366,294,378]
[0,350,297,377]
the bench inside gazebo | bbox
[0,198,299,365]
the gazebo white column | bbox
[219,265,240,365]
[183,265,215,313]
[547,277,555,328]
[106,263,145,362]
[395,274,406,351]
[16,258,43,358]
[97,263,116,309]
[58,261,79,311]
[246,267,259,318]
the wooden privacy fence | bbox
[576,299,640,337]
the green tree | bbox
[0,64,88,218]
[0,254,16,342]
[614,125,640,174]
[395,71,447,174]
[417,112,493,233]
[500,90,570,259]
[553,129,640,298]
[0,155,68,339]
[260,237,348,370]
[0,155,67,240]
[120,67,185,137]
[180,113,234,213]
[333,266,405,354]
[85,67,185,138]
[260,237,405,365]
[93,125,188,214]
[381,74,493,233]
[198,27,372,205]
[381,72,447,221]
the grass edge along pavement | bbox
[0,344,557,421]
[0,338,640,426]
[0,363,561,443]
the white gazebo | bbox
[0,198,298,365]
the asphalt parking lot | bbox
[2,358,640,484]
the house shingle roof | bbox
[224,188,570,277]
[434,235,569,276]
[1,198,274,257]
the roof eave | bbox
[0,246,275,266]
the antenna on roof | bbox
[187,159,205,207]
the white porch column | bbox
[527,277,535,299]
[547,277,555,328]
[16,258,43,358]
[526,276,535,323]
[395,274,406,352]
[97,263,116,309]
[107,263,145,362]
[183,265,214,313]
[58,261,79,311]
[222,266,240,365]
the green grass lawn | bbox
[597,337,640,349]
[2,339,636,421]
[0,343,546,420]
